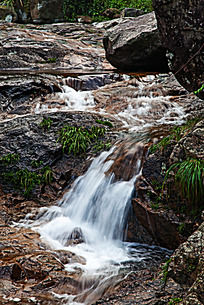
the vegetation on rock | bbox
[163,159,204,211]
[0,153,53,197]
[57,125,108,155]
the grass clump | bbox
[163,159,204,210]
[57,125,106,155]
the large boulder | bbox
[103,12,169,72]
[153,0,204,98]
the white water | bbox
[35,75,187,131]
[26,147,145,304]
[30,74,180,304]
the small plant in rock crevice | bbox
[161,258,171,286]
[95,119,113,128]
[40,117,53,131]
[168,297,182,305]
[57,125,106,155]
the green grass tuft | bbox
[57,125,106,155]
[163,159,204,209]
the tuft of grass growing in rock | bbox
[40,117,53,131]
[162,159,204,211]
[57,125,107,155]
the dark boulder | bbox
[103,12,169,72]
[153,0,204,99]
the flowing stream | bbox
[24,74,187,304]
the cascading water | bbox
[26,145,145,304]
[28,74,188,304]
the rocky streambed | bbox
[0,17,204,305]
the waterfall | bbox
[34,145,142,249]
[27,144,150,304]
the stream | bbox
[15,72,190,304]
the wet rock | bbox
[170,119,204,163]
[0,225,84,303]
[0,112,116,223]
[0,22,113,70]
[0,74,61,119]
[153,0,204,99]
[66,227,86,246]
[77,15,92,24]
[103,12,169,72]
[95,269,183,305]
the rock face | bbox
[168,221,204,304]
[153,0,204,98]
[103,12,169,72]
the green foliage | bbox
[0,0,15,7]
[93,140,112,152]
[0,153,19,166]
[163,159,204,209]
[41,165,53,184]
[62,0,152,22]
[3,169,41,197]
[161,258,171,285]
[57,125,106,155]
[168,298,182,305]
[31,160,43,168]
[95,119,113,128]
[40,117,53,131]
[3,165,53,197]
[0,153,53,197]
[47,57,57,63]
[194,84,204,95]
